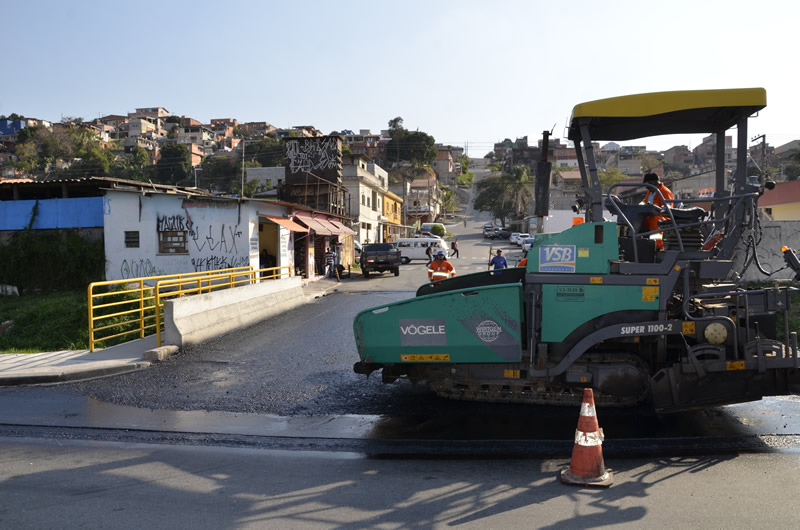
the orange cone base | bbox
[560,468,614,487]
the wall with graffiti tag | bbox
[102,190,289,280]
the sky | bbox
[4,0,799,157]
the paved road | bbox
[3,436,800,529]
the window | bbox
[124,231,140,248]
[158,231,188,254]
[361,194,365,205]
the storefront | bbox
[258,213,308,275]
[295,213,358,277]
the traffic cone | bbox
[560,388,613,487]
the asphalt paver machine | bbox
[354,88,800,411]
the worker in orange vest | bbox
[428,250,456,282]
[642,172,674,249]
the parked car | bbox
[359,243,401,278]
[509,232,522,245]
[354,240,362,255]
[483,226,494,238]
[491,228,511,240]
[515,233,530,246]
[522,236,535,252]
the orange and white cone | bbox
[560,388,613,487]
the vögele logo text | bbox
[400,324,446,335]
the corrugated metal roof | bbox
[760,180,800,207]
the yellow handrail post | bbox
[155,281,162,348]
[88,283,95,352]
[139,279,145,339]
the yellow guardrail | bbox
[88,266,291,352]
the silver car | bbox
[522,236,535,252]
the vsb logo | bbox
[539,245,576,273]
[542,246,574,263]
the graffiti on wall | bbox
[120,258,164,279]
[155,212,244,254]
[157,214,188,232]
[191,255,249,272]
[285,137,341,175]
[150,209,248,274]
[189,224,243,254]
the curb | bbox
[0,361,152,386]
[143,345,180,362]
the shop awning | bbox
[327,220,357,236]
[295,215,334,235]
[259,214,309,232]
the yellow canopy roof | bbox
[568,88,766,142]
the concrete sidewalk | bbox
[0,277,346,386]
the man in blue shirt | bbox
[489,249,508,273]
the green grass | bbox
[0,290,89,353]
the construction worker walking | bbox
[428,250,456,282]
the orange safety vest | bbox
[643,183,675,249]
[643,183,674,208]
[428,259,456,282]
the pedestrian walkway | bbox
[0,278,344,386]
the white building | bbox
[102,189,297,280]
[341,154,389,243]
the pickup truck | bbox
[359,243,401,278]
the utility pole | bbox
[241,140,246,198]
[751,134,766,184]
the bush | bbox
[0,229,105,295]
[431,224,445,237]
[0,290,89,352]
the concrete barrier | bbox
[163,277,306,347]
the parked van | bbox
[396,238,450,264]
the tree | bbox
[388,117,404,132]
[474,175,511,226]
[15,125,41,144]
[247,135,286,168]
[402,130,437,167]
[505,165,534,218]
[784,163,800,181]
[484,151,495,159]
[71,143,114,176]
[472,166,533,226]
[598,167,627,193]
[640,154,662,174]
[242,178,266,197]
[200,155,237,192]
[13,141,38,172]
[114,146,152,181]
[155,144,192,185]
[388,116,404,164]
